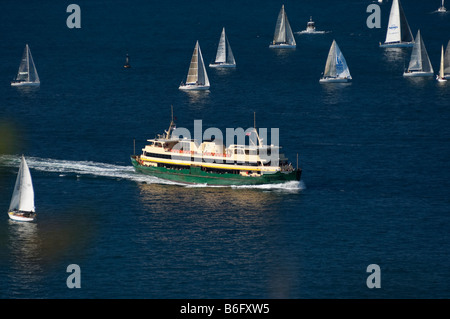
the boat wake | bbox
[295,30,329,34]
[185,180,304,192]
[0,154,177,185]
[0,155,304,191]
[233,180,305,192]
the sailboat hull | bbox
[8,211,36,222]
[403,71,434,77]
[209,63,236,68]
[179,84,210,91]
[319,77,352,83]
[11,81,40,87]
[436,75,447,82]
[380,42,414,48]
[269,44,296,49]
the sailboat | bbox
[179,41,210,90]
[319,40,352,83]
[438,0,447,12]
[11,44,40,87]
[380,0,414,48]
[437,45,447,82]
[209,28,236,68]
[403,30,434,77]
[8,156,36,222]
[269,5,296,48]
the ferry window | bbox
[145,152,172,159]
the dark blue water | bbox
[1,0,450,298]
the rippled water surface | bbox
[1,0,450,298]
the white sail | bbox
[213,28,235,66]
[9,156,35,213]
[336,44,351,79]
[225,32,235,65]
[406,30,433,73]
[285,15,296,46]
[407,31,423,72]
[16,47,30,82]
[27,46,40,83]
[439,45,445,78]
[197,43,209,87]
[274,6,286,43]
[444,40,450,76]
[271,5,296,46]
[324,41,337,78]
[323,40,351,80]
[215,29,227,63]
[383,0,413,45]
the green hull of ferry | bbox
[131,156,301,186]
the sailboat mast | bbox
[26,45,30,82]
[223,28,227,59]
[19,156,27,209]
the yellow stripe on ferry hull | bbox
[140,156,278,173]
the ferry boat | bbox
[131,113,301,186]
